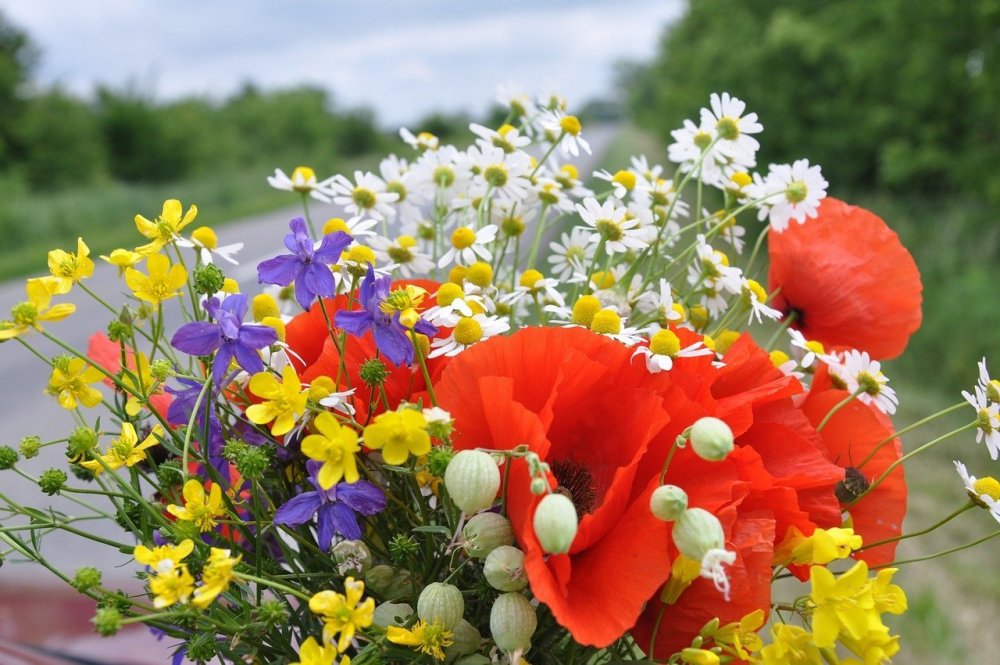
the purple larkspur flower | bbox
[335,264,437,366]
[170,293,277,386]
[273,461,386,551]
[257,217,352,310]
[165,377,227,479]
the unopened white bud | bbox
[417,582,464,629]
[463,512,514,559]
[530,478,548,495]
[483,545,527,592]
[533,493,577,554]
[672,508,725,562]
[689,417,734,461]
[445,450,501,514]
[490,592,537,654]
[650,484,688,521]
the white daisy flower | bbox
[636,279,686,326]
[586,307,643,346]
[702,208,746,254]
[499,270,565,308]
[328,171,399,221]
[410,145,466,200]
[688,235,743,295]
[532,177,573,213]
[461,144,533,204]
[699,92,762,169]
[469,122,532,153]
[828,350,899,415]
[190,226,242,265]
[630,155,664,185]
[538,110,591,158]
[955,460,1000,522]
[740,278,782,324]
[547,227,595,281]
[267,166,333,202]
[322,215,379,240]
[635,178,690,222]
[747,159,828,232]
[369,234,434,279]
[963,386,1000,460]
[632,329,713,374]
[496,83,537,123]
[787,329,827,369]
[553,164,594,199]
[437,224,499,268]
[576,197,650,255]
[399,127,439,152]
[592,169,637,200]
[668,119,726,186]
[429,314,510,358]
[319,388,357,417]
[973,358,1000,404]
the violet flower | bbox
[165,377,228,479]
[257,217,352,309]
[335,264,437,366]
[171,293,277,386]
[273,461,386,551]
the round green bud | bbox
[359,358,390,387]
[427,445,454,477]
[234,444,271,479]
[92,607,122,636]
[650,484,688,521]
[529,478,547,495]
[388,533,419,563]
[672,508,725,562]
[463,512,515,559]
[39,468,68,495]
[373,602,413,628]
[417,582,465,629]
[149,359,173,381]
[0,445,18,470]
[483,545,527,592]
[192,263,225,296]
[72,567,102,592]
[258,599,288,626]
[445,450,501,514]
[67,426,99,460]
[107,319,131,342]
[689,417,734,462]
[490,592,537,654]
[446,619,482,659]
[332,540,372,576]
[19,435,41,459]
[532,493,578,554]
[99,590,133,613]
[156,460,184,487]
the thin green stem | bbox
[858,502,975,552]
[856,401,967,471]
[816,389,863,432]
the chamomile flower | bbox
[587,308,643,346]
[829,350,899,415]
[532,177,573,213]
[423,283,486,327]
[323,215,379,241]
[428,313,509,358]
[963,386,1000,460]
[668,119,725,185]
[369,234,434,278]
[496,83,537,122]
[635,178,689,222]
[553,163,594,199]
[748,159,828,232]
[954,460,1000,521]
[576,197,649,255]
[539,110,591,158]
[400,127,439,152]
[630,155,664,184]
[469,122,532,153]
[740,278,782,324]
[379,155,424,225]
[703,208,746,254]
[462,144,533,203]
[788,329,826,369]
[318,387,357,417]
[632,329,713,373]
[547,227,595,281]
[974,358,1000,404]
[329,171,399,221]
[190,226,243,265]
[688,236,743,295]
[437,224,499,268]
[268,166,333,202]
[592,169,637,200]
[636,279,686,326]
[410,145,466,200]
[699,92,762,168]
[499,269,565,308]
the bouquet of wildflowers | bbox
[2,87,998,665]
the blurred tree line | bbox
[625,0,1000,202]
[0,11,384,192]
[624,0,1000,391]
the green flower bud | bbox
[19,435,41,459]
[672,508,725,562]
[149,359,173,381]
[332,540,372,576]
[372,602,413,628]
[156,460,184,488]
[463,512,514,559]
[689,417,734,462]
[417,582,464,629]
[445,450,501,514]
[39,468,68,495]
[51,354,72,372]
[427,445,454,477]
[650,484,688,521]
[359,358,390,387]
[0,445,18,470]
[446,619,482,659]
[490,592,536,654]
[192,263,225,296]
[114,500,144,532]
[529,478,547,495]
[483,545,527,592]
[92,607,122,636]
[98,590,133,613]
[388,533,419,564]
[365,564,412,599]
[234,444,271,479]
[107,319,131,343]
[532,493,578,554]
[258,600,288,626]
[67,426,99,461]
[73,567,102,592]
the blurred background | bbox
[0,0,998,662]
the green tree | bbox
[15,89,106,189]
[0,10,38,166]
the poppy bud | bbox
[533,493,578,554]
[650,484,688,521]
[463,512,515,558]
[689,417,734,461]
[490,592,537,654]
[417,582,464,629]
[672,508,725,562]
[444,450,501,514]
[484,545,527,592]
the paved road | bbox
[0,124,618,660]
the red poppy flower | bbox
[87,331,173,417]
[768,197,922,359]
[801,388,907,567]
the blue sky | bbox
[2,0,683,125]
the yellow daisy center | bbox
[973,477,1000,501]
[590,309,621,335]
[323,218,351,235]
[571,295,601,326]
[611,170,636,191]
[650,329,681,357]
[519,269,544,290]
[464,262,493,287]
[454,317,484,346]
[559,115,582,136]
[451,227,477,250]
[352,186,377,210]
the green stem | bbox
[858,502,975,552]
[856,401,967,471]
[816,388,864,432]
[873,527,1000,569]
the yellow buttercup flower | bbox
[101,248,144,274]
[246,365,309,437]
[301,412,361,489]
[386,620,454,661]
[125,254,188,304]
[754,623,821,665]
[134,199,198,255]
[809,560,877,648]
[0,278,75,340]
[291,636,344,665]
[47,237,94,294]
[150,564,196,608]
[773,526,862,566]
[45,357,104,410]
[134,539,195,575]
[309,577,375,653]
[192,547,242,609]
[81,423,162,475]
[119,351,160,417]
[715,609,765,659]
[362,409,430,465]
[166,479,227,532]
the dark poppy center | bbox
[550,459,598,515]
[834,466,870,504]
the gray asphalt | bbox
[0,124,619,587]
